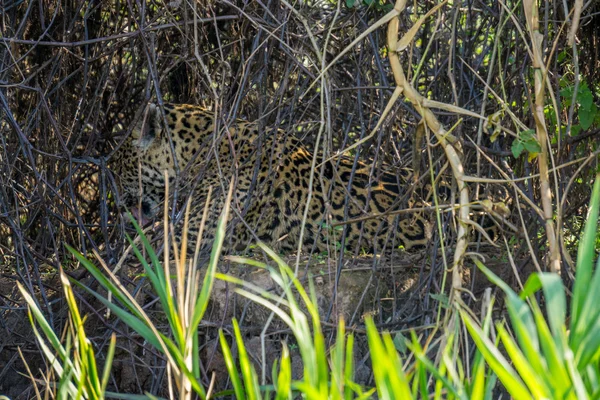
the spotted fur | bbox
[111,103,437,254]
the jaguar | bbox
[111,103,450,255]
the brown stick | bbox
[387,0,470,303]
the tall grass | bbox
[17,173,600,398]
[461,173,600,399]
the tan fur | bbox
[111,103,433,254]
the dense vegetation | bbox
[0,0,599,397]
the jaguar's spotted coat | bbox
[112,103,440,254]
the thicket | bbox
[0,0,599,397]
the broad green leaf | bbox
[580,103,597,130]
[578,83,593,110]
[523,138,541,154]
[512,140,524,158]
[573,312,600,367]
[529,301,571,398]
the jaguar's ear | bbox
[132,103,162,149]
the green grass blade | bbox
[460,311,533,400]
[72,279,163,350]
[528,301,571,396]
[522,273,566,344]
[331,319,346,399]
[125,211,165,281]
[469,297,495,400]
[473,259,544,374]
[344,333,355,400]
[57,357,76,400]
[60,271,102,398]
[125,233,184,347]
[496,324,551,398]
[101,333,117,394]
[365,317,412,400]
[219,329,246,400]
[408,334,467,400]
[18,282,68,362]
[232,319,261,400]
[275,343,292,400]
[65,245,145,321]
[233,288,296,335]
[571,174,600,329]
[572,256,600,356]
[573,316,600,368]
[26,310,79,397]
[105,393,168,399]
[216,273,290,309]
[565,347,590,400]
[189,186,231,330]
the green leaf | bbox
[512,129,540,158]
[573,309,600,367]
[344,334,356,400]
[578,83,593,110]
[461,312,533,400]
[511,140,525,158]
[521,273,566,340]
[557,50,567,63]
[190,192,230,330]
[571,174,600,335]
[560,86,574,104]
[472,260,545,375]
[523,138,541,154]
[72,279,163,350]
[232,319,261,400]
[580,103,597,130]
[365,317,413,399]
[496,324,551,399]
[101,334,117,394]
[275,343,292,400]
[529,301,571,397]
[521,129,536,140]
[219,329,246,400]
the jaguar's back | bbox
[111,103,434,254]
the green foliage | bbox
[543,76,600,142]
[462,173,600,399]
[221,244,488,399]
[345,0,393,12]
[18,271,117,400]
[62,187,232,399]
[511,129,541,159]
[18,174,600,398]
[560,80,599,133]
[220,247,375,399]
